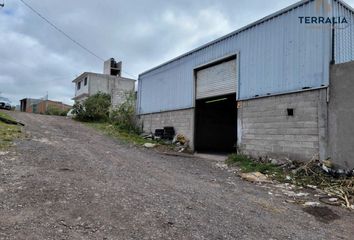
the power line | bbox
[121,69,138,79]
[19,0,137,79]
[19,0,104,61]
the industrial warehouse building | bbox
[137,0,354,168]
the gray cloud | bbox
[1,0,353,105]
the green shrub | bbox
[73,92,111,122]
[110,91,141,133]
[45,105,69,116]
[226,154,281,174]
[72,102,85,119]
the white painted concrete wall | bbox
[74,75,89,98]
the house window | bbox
[84,77,88,86]
[77,81,81,90]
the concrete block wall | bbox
[139,108,194,147]
[328,61,354,169]
[111,78,135,108]
[238,89,327,161]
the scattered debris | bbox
[285,199,297,204]
[172,134,190,153]
[143,143,157,148]
[306,184,317,189]
[225,154,354,210]
[140,133,153,140]
[173,134,187,145]
[290,158,354,210]
[303,201,320,207]
[162,126,175,140]
[166,221,174,226]
[270,159,279,165]
[154,129,164,139]
[215,163,229,170]
[239,172,271,183]
[177,148,185,153]
[282,190,309,198]
[319,196,341,206]
[320,160,354,178]
[141,129,191,153]
[0,151,9,156]
[58,168,74,172]
[269,157,292,167]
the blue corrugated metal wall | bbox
[138,0,352,115]
[334,0,354,63]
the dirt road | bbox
[0,111,353,239]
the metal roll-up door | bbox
[196,59,237,99]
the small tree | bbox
[73,92,111,122]
[110,91,140,133]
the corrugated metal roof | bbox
[140,0,354,77]
[137,0,354,114]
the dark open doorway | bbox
[195,93,237,153]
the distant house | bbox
[72,58,135,107]
[20,98,42,113]
[36,100,71,114]
[20,98,71,114]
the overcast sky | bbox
[1,0,354,105]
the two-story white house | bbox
[72,58,135,107]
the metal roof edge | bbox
[139,0,314,77]
[238,86,328,101]
[335,0,354,13]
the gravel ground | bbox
[0,111,353,240]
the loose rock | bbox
[239,172,271,183]
[143,143,157,148]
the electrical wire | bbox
[19,0,137,79]
[19,0,104,61]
